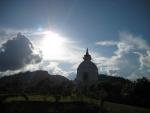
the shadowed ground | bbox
[1,95,150,113]
[1,101,100,113]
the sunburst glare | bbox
[40,31,66,60]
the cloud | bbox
[134,51,150,69]
[3,31,145,80]
[3,28,149,80]
[96,41,117,46]
[0,33,42,71]
[39,61,69,76]
[96,32,150,79]
[0,28,84,77]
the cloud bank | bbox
[0,33,42,71]
[96,32,150,79]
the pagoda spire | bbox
[86,48,89,55]
[83,48,91,61]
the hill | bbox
[0,71,150,108]
[0,70,70,94]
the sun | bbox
[40,31,66,60]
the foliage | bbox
[0,71,150,108]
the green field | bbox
[2,95,150,113]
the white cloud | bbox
[134,51,150,69]
[96,40,117,46]
[95,32,150,79]
[119,32,149,50]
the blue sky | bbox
[0,0,150,79]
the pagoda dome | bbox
[78,60,98,71]
[76,48,98,84]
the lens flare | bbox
[40,31,66,60]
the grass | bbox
[2,95,150,113]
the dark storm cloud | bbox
[0,33,42,71]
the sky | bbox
[0,0,150,80]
